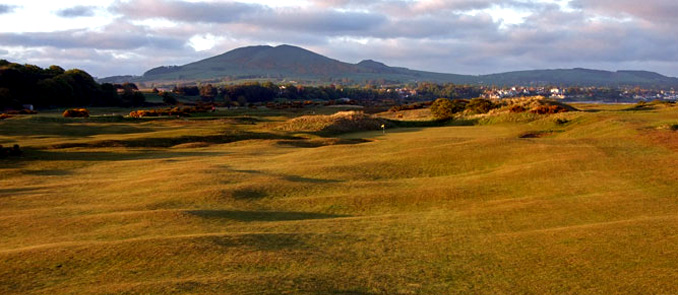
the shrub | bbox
[430,98,465,119]
[0,113,11,120]
[530,105,569,115]
[465,98,496,114]
[128,105,217,118]
[161,92,177,105]
[509,105,526,113]
[63,108,90,118]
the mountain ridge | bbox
[100,44,678,87]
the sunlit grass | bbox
[2,104,678,294]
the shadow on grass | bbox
[233,188,269,200]
[389,117,478,128]
[328,290,379,295]
[48,131,301,149]
[21,169,72,176]
[15,149,228,162]
[225,167,343,184]
[519,130,564,139]
[277,138,371,148]
[2,118,155,137]
[581,109,602,113]
[0,186,46,197]
[186,210,349,222]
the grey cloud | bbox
[112,0,386,34]
[7,0,678,78]
[377,13,498,39]
[0,28,185,51]
[56,6,96,18]
[0,4,18,14]
[571,0,678,23]
[111,0,265,23]
[259,10,387,34]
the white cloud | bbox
[189,34,222,51]
[1,0,677,77]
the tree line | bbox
[171,81,485,104]
[172,82,401,104]
[0,60,145,110]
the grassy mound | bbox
[490,96,578,115]
[277,111,391,134]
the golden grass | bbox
[2,105,678,294]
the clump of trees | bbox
[430,98,466,119]
[430,97,498,119]
[414,83,483,100]
[0,60,144,110]
[171,82,400,106]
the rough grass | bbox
[2,104,678,294]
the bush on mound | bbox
[465,98,496,114]
[278,111,391,134]
[63,108,89,118]
[491,96,577,115]
[430,98,466,120]
[128,105,215,118]
[530,105,570,114]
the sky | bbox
[1,0,677,78]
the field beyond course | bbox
[2,103,678,294]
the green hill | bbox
[101,44,678,87]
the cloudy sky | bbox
[1,0,677,78]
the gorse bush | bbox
[62,108,89,118]
[530,105,569,114]
[509,105,527,113]
[128,104,215,118]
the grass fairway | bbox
[2,105,678,294]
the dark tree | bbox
[199,84,217,100]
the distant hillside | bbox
[479,68,678,87]
[100,44,678,87]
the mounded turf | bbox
[2,104,678,294]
